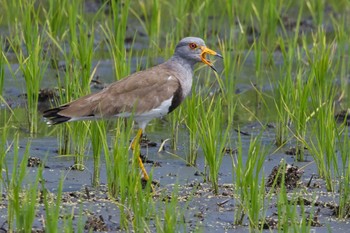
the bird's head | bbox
[174,37,223,72]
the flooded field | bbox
[1,0,350,232]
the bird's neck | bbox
[165,55,194,97]
[167,55,195,72]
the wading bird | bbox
[43,37,222,181]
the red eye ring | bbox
[188,43,197,49]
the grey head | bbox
[172,37,222,72]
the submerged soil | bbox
[1,123,350,232]
[1,2,350,231]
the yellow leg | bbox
[138,157,149,180]
[130,128,143,150]
[131,128,150,181]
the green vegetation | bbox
[197,96,232,194]
[0,40,4,96]
[0,0,350,231]
[232,133,267,230]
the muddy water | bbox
[0,46,349,231]
[1,119,349,232]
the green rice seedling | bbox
[331,17,350,105]
[215,0,236,36]
[303,30,339,190]
[1,0,20,29]
[271,6,302,146]
[308,105,338,192]
[100,0,131,80]
[217,33,239,98]
[272,38,295,147]
[130,0,161,64]
[4,135,39,232]
[298,200,316,232]
[98,123,124,194]
[129,172,154,232]
[292,80,308,162]
[271,4,308,158]
[67,3,95,91]
[276,168,315,232]
[41,174,64,233]
[273,78,291,147]
[0,114,9,197]
[43,0,69,40]
[197,96,231,194]
[76,208,86,233]
[61,207,75,233]
[248,0,284,89]
[61,206,85,233]
[98,116,155,232]
[52,2,98,168]
[168,102,183,151]
[108,0,131,49]
[155,185,185,233]
[57,202,87,232]
[170,0,190,41]
[146,0,161,47]
[100,118,134,228]
[127,128,154,232]
[15,165,42,232]
[90,121,105,187]
[305,30,337,107]
[232,132,267,229]
[70,123,89,171]
[275,161,294,231]
[45,38,89,162]
[337,126,350,218]
[59,62,93,167]
[227,0,252,31]
[161,194,181,232]
[306,0,326,26]
[42,0,70,69]
[217,35,248,128]
[277,186,297,231]
[279,45,310,162]
[169,0,221,40]
[0,40,4,96]
[183,89,202,166]
[189,0,212,38]
[251,39,264,115]
[252,0,283,47]
[9,0,48,135]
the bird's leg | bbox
[130,128,150,181]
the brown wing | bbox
[44,64,181,123]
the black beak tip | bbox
[210,65,218,73]
[216,53,223,59]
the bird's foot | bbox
[141,177,159,192]
[139,153,155,164]
[140,135,157,148]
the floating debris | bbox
[27,156,43,167]
[266,163,303,190]
[84,214,108,232]
[260,217,278,230]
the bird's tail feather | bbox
[43,105,71,125]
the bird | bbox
[43,37,222,181]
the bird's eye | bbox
[188,43,197,49]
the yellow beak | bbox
[200,46,223,72]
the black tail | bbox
[43,105,71,125]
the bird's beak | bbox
[200,46,223,72]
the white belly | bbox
[133,97,173,129]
